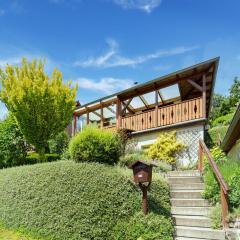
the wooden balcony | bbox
[121,97,203,132]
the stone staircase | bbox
[167,170,226,240]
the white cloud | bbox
[0,57,22,68]
[113,0,162,13]
[74,39,198,68]
[77,77,134,94]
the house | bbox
[221,104,240,161]
[72,57,219,167]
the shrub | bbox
[48,131,70,155]
[69,125,123,165]
[203,159,240,209]
[211,112,234,127]
[26,153,60,164]
[207,125,228,147]
[0,161,173,240]
[0,114,27,168]
[112,212,173,240]
[146,131,185,168]
[119,150,146,167]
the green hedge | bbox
[0,161,173,240]
[69,126,123,165]
[26,153,60,164]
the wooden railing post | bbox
[198,141,203,173]
[220,186,229,228]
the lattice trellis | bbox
[176,126,203,167]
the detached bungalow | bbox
[71,57,219,167]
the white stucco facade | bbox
[131,123,205,167]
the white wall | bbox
[131,124,204,167]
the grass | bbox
[0,225,36,240]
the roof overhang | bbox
[75,57,219,117]
[221,104,240,152]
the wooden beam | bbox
[202,74,207,118]
[74,114,77,135]
[158,90,164,103]
[155,90,158,127]
[187,79,203,92]
[86,111,90,125]
[75,98,117,115]
[122,98,134,115]
[100,101,104,128]
[116,97,122,129]
[139,95,149,108]
[119,71,213,101]
[106,106,116,114]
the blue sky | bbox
[0,0,240,117]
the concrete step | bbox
[170,190,203,199]
[175,237,214,240]
[175,226,225,240]
[175,237,220,240]
[171,198,210,207]
[173,215,212,228]
[168,176,203,184]
[171,207,212,216]
[167,170,201,177]
[170,183,204,190]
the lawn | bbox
[0,226,35,240]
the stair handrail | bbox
[198,139,230,228]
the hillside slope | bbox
[0,161,173,240]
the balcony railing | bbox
[122,97,203,131]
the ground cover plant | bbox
[0,161,173,240]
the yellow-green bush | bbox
[146,131,185,167]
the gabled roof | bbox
[221,104,240,152]
[128,160,157,169]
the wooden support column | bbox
[100,101,104,129]
[116,97,122,129]
[155,90,158,127]
[73,114,77,135]
[86,111,90,125]
[202,74,207,118]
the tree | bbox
[229,77,240,107]
[0,58,77,159]
[0,114,27,168]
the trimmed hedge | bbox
[26,153,60,164]
[69,126,123,165]
[0,161,173,240]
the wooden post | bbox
[155,90,158,127]
[198,141,203,173]
[202,74,206,118]
[73,114,77,135]
[116,97,122,129]
[86,111,90,125]
[221,187,229,228]
[100,101,104,129]
[139,184,148,215]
